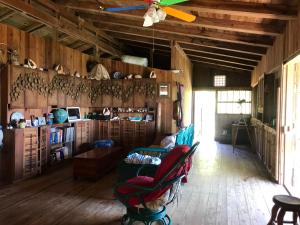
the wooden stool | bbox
[267,195,300,225]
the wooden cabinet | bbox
[251,118,278,180]
[1,127,43,183]
[74,121,93,154]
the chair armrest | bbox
[129,147,168,155]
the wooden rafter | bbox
[94,21,273,48]
[77,10,283,36]
[106,30,267,56]
[24,23,45,33]
[185,51,257,67]
[193,61,252,74]
[190,58,253,72]
[0,9,15,21]
[179,43,261,62]
[57,0,298,20]
[0,0,122,56]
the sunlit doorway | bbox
[193,91,216,141]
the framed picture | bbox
[158,83,170,97]
[38,117,46,126]
[25,120,32,127]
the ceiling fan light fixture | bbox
[157,8,167,21]
[143,14,154,27]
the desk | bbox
[232,123,252,152]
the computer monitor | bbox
[66,107,81,122]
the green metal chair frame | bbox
[114,142,200,225]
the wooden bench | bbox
[73,146,123,180]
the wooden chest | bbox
[73,146,123,180]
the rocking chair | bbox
[114,142,199,225]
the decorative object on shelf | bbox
[24,58,37,69]
[7,48,19,65]
[46,113,54,125]
[112,71,124,79]
[125,74,133,79]
[25,120,32,127]
[31,115,39,127]
[90,63,110,80]
[38,117,46,126]
[10,111,24,123]
[134,74,142,79]
[19,119,26,128]
[74,71,81,78]
[54,64,66,75]
[53,108,68,124]
[149,71,156,78]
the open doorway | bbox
[193,91,216,141]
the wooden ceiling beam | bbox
[185,50,257,67]
[92,17,274,47]
[78,10,282,36]
[186,53,256,69]
[32,0,121,47]
[179,43,261,62]
[0,9,16,21]
[0,0,122,56]
[193,61,251,74]
[124,41,171,51]
[59,0,297,20]
[190,58,253,72]
[189,56,254,71]
[115,34,171,48]
[24,23,45,33]
[105,29,267,56]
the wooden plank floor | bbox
[0,141,288,225]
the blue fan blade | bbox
[105,5,146,12]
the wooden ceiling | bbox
[0,0,298,72]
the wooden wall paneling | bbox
[146,78,157,108]
[47,70,58,106]
[9,66,25,109]
[80,79,91,108]
[65,77,78,107]
[101,80,113,107]
[133,79,146,108]
[122,80,134,107]
[91,80,101,107]
[0,23,8,63]
[111,80,123,107]
[36,70,49,109]
[24,67,39,109]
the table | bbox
[73,146,123,180]
[231,123,252,153]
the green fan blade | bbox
[160,0,188,6]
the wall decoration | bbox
[158,83,169,97]
[9,68,157,104]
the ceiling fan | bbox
[101,0,196,27]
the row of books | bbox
[49,127,75,144]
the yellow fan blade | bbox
[162,6,196,22]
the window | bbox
[217,90,252,114]
[214,75,226,87]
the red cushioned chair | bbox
[114,142,199,225]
